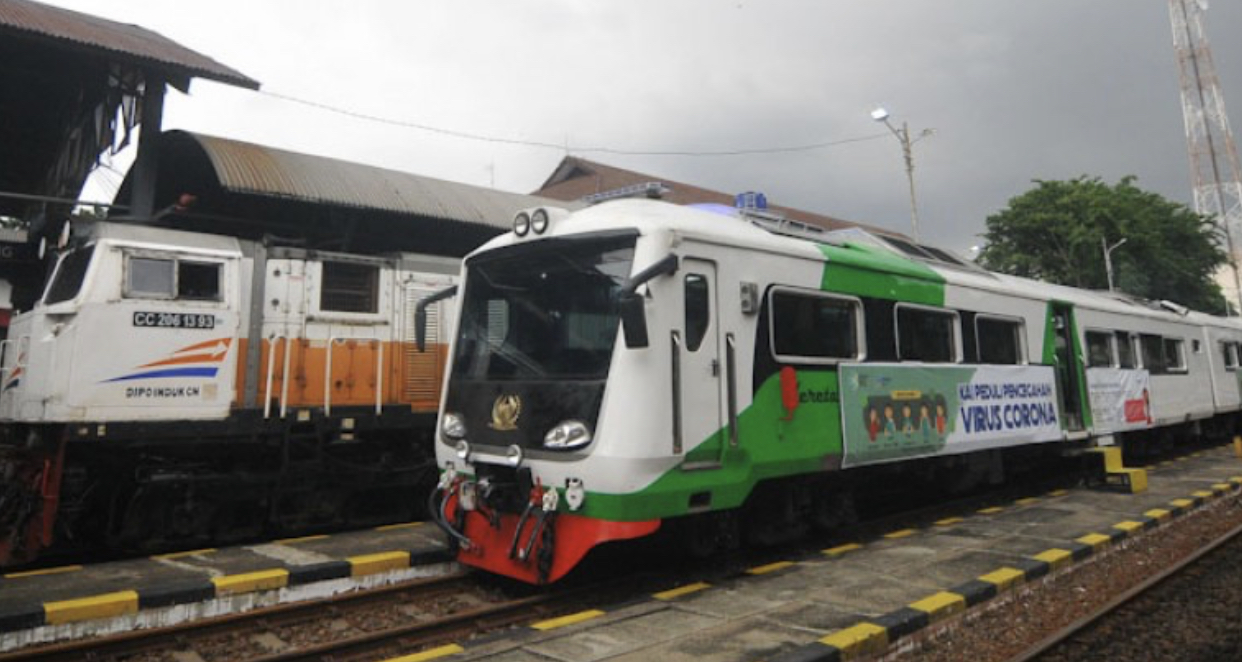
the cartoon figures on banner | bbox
[863,392,949,444]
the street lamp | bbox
[1102,236,1128,292]
[872,106,935,243]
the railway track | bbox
[1006,517,1242,662]
[0,571,572,662]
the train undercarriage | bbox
[0,408,438,567]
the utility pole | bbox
[1169,0,1242,313]
[1103,237,1127,292]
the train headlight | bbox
[442,412,467,441]
[513,212,531,237]
[544,420,593,450]
[506,444,524,467]
[454,440,471,462]
[531,208,550,235]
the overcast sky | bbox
[40,0,1242,255]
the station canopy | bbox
[0,0,257,220]
[114,130,579,257]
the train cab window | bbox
[1165,337,1187,373]
[321,261,379,314]
[126,257,175,298]
[1116,332,1137,369]
[1085,331,1114,368]
[896,305,958,363]
[770,289,862,363]
[43,246,95,304]
[684,274,710,352]
[177,261,222,301]
[976,316,1023,365]
[1222,341,1238,371]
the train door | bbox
[1051,304,1085,431]
[677,259,724,468]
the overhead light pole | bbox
[1103,236,1128,292]
[871,107,934,243]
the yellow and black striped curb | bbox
[0,547,452,633]
[768,475,1242,662]
[359,471,1242,662]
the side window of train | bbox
[1223,341,1239,371]
[684,274,710,352]
[320,261,379,313]
[124,254,222,302]
[1085,330,1115,368]
[769,288,862,363]
[1116,332,1137,369]
[1164,337,1188,373]
[1140,334,1167,374]
[895,304,958,363]
[975,315,1024,365]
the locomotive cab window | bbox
[896,304,958,363]
[1086,330,1115,368]
[684,273,710,352]
[976,315,1024,365]
[43,245,95,305]
[320,261,379,314]
[124,254,222,302]
[1116,332,1138,369]
[769,288,862,363]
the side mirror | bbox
[620,293,649,348]
[617,253,678,350]
[415,285,458,352]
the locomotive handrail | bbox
[263,334,296,420]
[324,336,384,416]
[416,285,458,352]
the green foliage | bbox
[977,176,1229,314]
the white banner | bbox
[1086,368,1152,434]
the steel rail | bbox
[1004,517,1242,662]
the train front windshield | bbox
[451,235,636,382]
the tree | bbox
[977,176,1228,314]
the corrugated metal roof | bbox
[185,131,577,229]
[0,0,257,89]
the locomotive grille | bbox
[404,288,444,406]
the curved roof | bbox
[0,0,257,90]
[185,131,575,230]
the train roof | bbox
[482,200,1242,331]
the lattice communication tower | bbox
[1170,0,1242,312]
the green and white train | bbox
[427,199,1242,584]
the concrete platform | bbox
[409,441,1242,662]
[0,521,452,651]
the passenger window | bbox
[1222,341,1237,370]
[896,305,957,363]
[684,274,710,352]
[1085,331,1114,368]
[178,261,221,300]
[976,316,1023,365]
[1140,334,1166,374]
[1116,332,1137,369]
[1165,337,1187,372]
[771,290,859,362]
[321,261,379,313]
[127,257,175,298]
